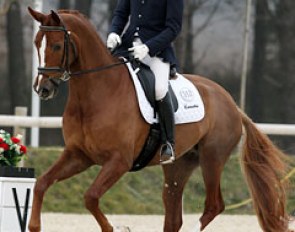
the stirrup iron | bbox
[160,142,175,165]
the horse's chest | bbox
[63,107,133,164]
[64,122,122,163]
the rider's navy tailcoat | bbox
[109,0,184,66]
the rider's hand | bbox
[107,32,121,51]
[128,44,149,61]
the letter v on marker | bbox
[12,188,31,232]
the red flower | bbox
[0,138,3,143]
[11,137,20,144]
[0,143,9,151]
[20,145,27,154]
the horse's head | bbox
[28,7,78,100]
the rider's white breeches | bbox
[142,55,170,101]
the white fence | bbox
[1,115,295,135]
[0,113,295,147]
[256,123,295,136]
[0,115,62,128]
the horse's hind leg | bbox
[162,148,199,232]
[198,137,239,231]
[29,149,92,232]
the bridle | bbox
[37,24,130,83]
[38,25,77,82]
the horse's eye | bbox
[52,44,62,51]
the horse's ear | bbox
[28,6,46,23]
[50,10,61,25]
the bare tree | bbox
[6,0,28,113]
[245,0,295,152]
[58,0,71,10]
[247,0,271,122]
[247,0,295,125]
[276,0,295,152]
[174,0,221,73]
[74,0,92,17]
[276,0,295,124]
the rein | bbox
[38,25,131,82]
[69,58,131,77]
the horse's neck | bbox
[67,32,126,114]
[74,31,113,72]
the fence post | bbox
[240,0,253,111]
[13,107,28,167]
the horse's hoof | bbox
[113,226,131,232]
[28,225,40,232]
[191,221,201,232]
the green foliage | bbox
[26,148,295,215]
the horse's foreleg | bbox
[84,151,131,232]
[29,149,92,232]
[162,149,199,232]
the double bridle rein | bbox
[38,24,130,83]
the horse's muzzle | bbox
[37,77,60,100]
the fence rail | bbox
[0,115,62,128]
[256,123,295,136]
[1,115,295,136]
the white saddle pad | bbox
[126,62,205,125]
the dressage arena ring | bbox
[42,213,295,232]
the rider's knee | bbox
[155,87,168,100]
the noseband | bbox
[38,25,77,82]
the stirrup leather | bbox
[160,142,175,165]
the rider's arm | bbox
[145,0,184,57]
[109,0,131,36]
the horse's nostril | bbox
[39,88,50,99]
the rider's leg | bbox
[142,56,175,164]
[157,91,175,164]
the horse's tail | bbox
[240,110,289,232]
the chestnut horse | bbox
[28,8,289,232]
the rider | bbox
[107,0,184,164]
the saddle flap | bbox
[131,60,178,111]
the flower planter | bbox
[0,166,36,232]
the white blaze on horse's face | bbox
[36,34,47,92]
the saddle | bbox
[129,60,177,171]
[130,60,178,112]
[126,59,205,171]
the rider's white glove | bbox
[107,32,121,50]
[128,44,149,61]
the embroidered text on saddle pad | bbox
[126,63,205,124]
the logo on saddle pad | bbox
[126,63,205,125]
[180,87,195,103]
[180,87,199,110]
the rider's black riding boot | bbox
[157,92,175,164]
